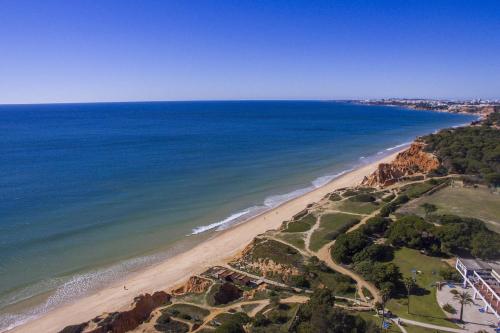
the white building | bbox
[455,257,500,318]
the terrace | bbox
[455,257,500,318]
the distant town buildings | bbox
[355,98,500,116]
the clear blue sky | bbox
[1,0,499,103]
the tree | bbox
[403,277,416,314]
[471,232,500,259]
[379,286,391,330]
[452,291,473,322]
[214,320,245,333]
[420,203,437,216]
[269,292,281,307]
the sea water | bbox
[0,101,475,330]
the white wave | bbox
[385,142,412,151]
[191,209,252,235]
[191,168,355,236]
[263,187,312,208]
[312,169,352,188]
[0,254,161,333]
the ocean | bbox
[0,101,475,330]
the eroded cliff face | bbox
[231,240,301,283]
[362,142,439,187]
[59,291,170,333]
[171,275,212,295]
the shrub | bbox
[290,275,310,288]
[387,215,435,249]
[349,193,376,202]
[382,193,396,202]
[331,231,370,264]
[214,321,245,333]
[329,193,342,201]
[360,216,391,235]
[471,231,500,259]
[442,303,457,314]
[439,267,462,282]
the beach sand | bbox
[9,150,402,333]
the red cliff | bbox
[59,291,170,333]
[362,142,439,187]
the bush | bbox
[214,321,245,333]
[442,303,457,314]
[179,314,191,320]
[439,267,462,282]
[252,313,271,327]
[434,215,498,258]
[349,193,376,202]
[329,193,342,201]
[387,215,435,249]
[290,275,310,288]
[331,231,370,264]
[393,194,409,205]
[382,193,396,202]
[360,216,391,235]
[471,231,500,259]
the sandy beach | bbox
[9,150,403,333]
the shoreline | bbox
[7,148,406,333]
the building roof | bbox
[458,257,500,274]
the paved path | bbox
[397,317,466,333]
[391,318,408,333]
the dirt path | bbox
[192,295,309,332]
[304,214,322,251]
[316,241,380,303]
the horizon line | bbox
[1,96,497,107]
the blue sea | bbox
[0,101,475,330]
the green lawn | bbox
[403,324,448,333]
[399,181,436,198]
[250,239,304,266]
[314,270,356,297]
[283,214,317,232]
[354,311,402,332]
[277,232,306,250]
[399,185,500,233]
[309,213,360,251]
[334,200,380,215]
[165,303,210,321]
[387,248,457,328]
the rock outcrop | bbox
[171,275,212,295]
[362,142,439,187]
[58,291,170,333]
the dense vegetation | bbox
[292,289,379,333]
[331,210,500,297]
[331,216,401,295]
[423,125,500,186]
[387,214,500,259]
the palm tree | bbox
[453,291,473,322]
[403,277,416,314]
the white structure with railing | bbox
[455,257,500,319]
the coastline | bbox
[7,148,405,333]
